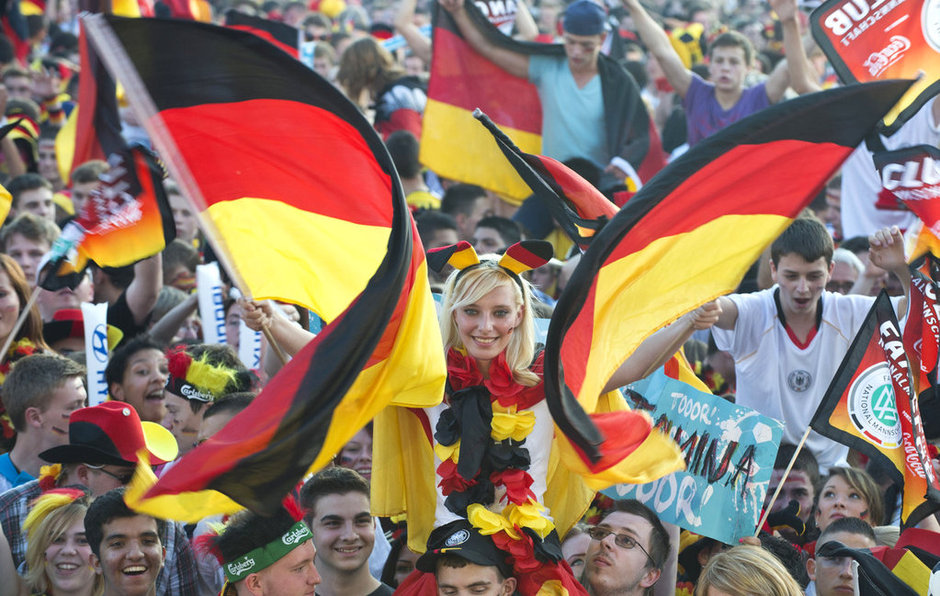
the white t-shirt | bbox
[840,98,940,239]
[712,288,880,472]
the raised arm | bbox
[513,0,538,41]
[603,300,721,391]
[766,0,819,100]
[868,225,910,312]
[621,0,692,98]
[394,0,432,64]
[126,254,162,326]
[438,0,530,79]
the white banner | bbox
[197,262,227,344]
[238,319,262,372]
[81,302,110,406]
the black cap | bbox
[416,520,512,578]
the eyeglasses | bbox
[84,464,135,485]
[817,555,854,569]
[587,526,654,565]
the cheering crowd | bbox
[0,0,937,594]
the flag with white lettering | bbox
[602,366,784,543]
[809,0,940,133]
[875,145,940,238]
[81,302,110,406]
[811,292,940,528]
[902,258,940,397]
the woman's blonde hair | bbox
[440,260,538,386]
[23,494,102,595]
[695,545,802,596]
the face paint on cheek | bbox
[858,509,868,519]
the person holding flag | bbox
[385,240,718,595]
[704,218,910,473]
[436,0,659,191]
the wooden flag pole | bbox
[754,426,811,536]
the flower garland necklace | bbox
[436,348,574,595]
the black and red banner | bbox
[811,292,940,529]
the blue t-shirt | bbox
[0,453,34,494]
[528,55,608,168]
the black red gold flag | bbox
[82,14,446,520]
[224,10,300,57]
[57,21,124,185]
[38,147,176,292]
[543,80,913,465]
[422,3,664,202]
[474,109,617,249]
[811,292,940,528]
[810,0,940,134]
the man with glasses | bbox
[0,401,199,596]
[582,500,670,596]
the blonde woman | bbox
[696,545,802,596]
[22,489,101,596]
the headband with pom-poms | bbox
[428,240,554,289]
[166,347,240,403]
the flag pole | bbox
[754,426,811,536]
[84,13,293,363]
[0,288,40,366]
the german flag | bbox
[224,10,300,57]
[474,109,617,249]
[811,292,940,529]
[56,22,124,186]
[421,3,664,203]
[83,14,446,520]
[543,80,914,467]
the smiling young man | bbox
[85,488,166,596]
[582,500,671,596]
[707,218,910,472]
[212,504,321,596]
[300,467,392,596]
[0,353,86,492]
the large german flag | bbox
[84,14,446,520]
[543,80,914,465]
[86,14,388,322]
[421,3,663,203]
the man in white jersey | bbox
[706,218,909,472]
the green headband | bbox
[223,521,313,582]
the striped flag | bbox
[543,80,915,468]
[84,14,446,520]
